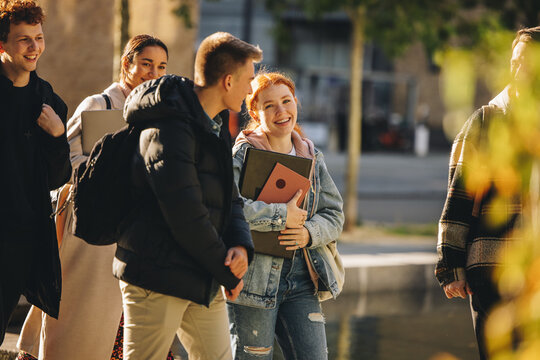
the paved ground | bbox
[1,238,440,358]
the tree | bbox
[264,0,460,231]
[112,0,130,81]
[462,0,540,29]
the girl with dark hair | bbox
[16,34,171,360]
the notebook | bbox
[239,148,312,258]
[80,109,125,155]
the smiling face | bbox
[123,45,168,89]
[252,83,298,139]
[0,22,44,84]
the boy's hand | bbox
[225,279,244,301]
[225,246,248,279]
[37,104,65,137]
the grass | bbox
[339,222,438,243]
[384,223,438,237]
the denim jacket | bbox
[230,142,344,309]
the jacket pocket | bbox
[241,253,281,297]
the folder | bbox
[239,148,312,258]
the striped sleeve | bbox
[435,109,482,286]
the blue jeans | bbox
[228,252,327,360]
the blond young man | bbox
[114,32,262,360]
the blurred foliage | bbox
[264,0,464,58]
[264,0,539,60]
[439,31,512,136]
[470,0,540,30]
[171,0,197,28]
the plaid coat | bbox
[435,105,522,287]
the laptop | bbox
[80,109,125,155]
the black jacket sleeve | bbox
[141,120,241,290]
[40,93,71,190]
[222,182,254,263]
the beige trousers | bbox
[119,281,233,360]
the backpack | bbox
[71,95,141,245]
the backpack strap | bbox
[101,93,112,110]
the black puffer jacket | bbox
[0,71,71,318]
[113,75,254,306]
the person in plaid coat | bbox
[436,26,540,360]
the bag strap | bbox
[55,184,72,247]
[303,248,320,292]
[101,93,112,110]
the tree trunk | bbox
[344,6,365,231]
[113,0,130,81]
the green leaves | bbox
[264,0,466,59]
[171,0,196,28]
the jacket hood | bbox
[233,126,315,159]
[123,75,203,127]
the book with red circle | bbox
[256,162,310,207]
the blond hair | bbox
[194,32,262,87]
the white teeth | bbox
[276,118,290,124]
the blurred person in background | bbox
[436,26,540,360]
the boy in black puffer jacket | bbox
[114,32,261,360]
[0,1,70,345]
